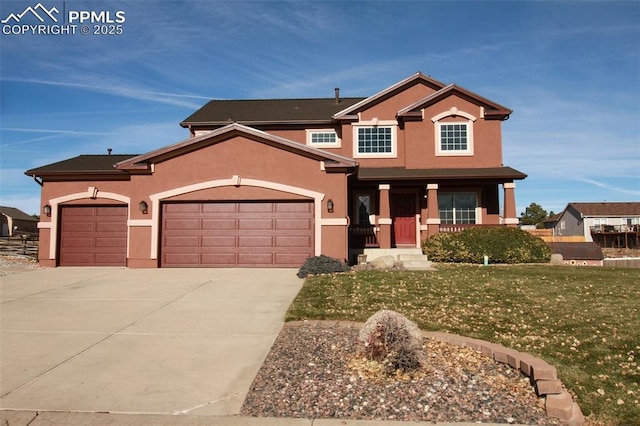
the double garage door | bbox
[161,201,314,267]
[58,201,314,267]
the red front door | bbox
[391,193,416,246]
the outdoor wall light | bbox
[43,204,51,217]
[327,199,334,213]
[139,200,148,214]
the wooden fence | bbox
[524,229,585,242]
[602,258,640,269]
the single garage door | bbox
[161,201,314,267]
[59,206,127,266]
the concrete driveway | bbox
[0,267,302,416]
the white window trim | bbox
[306,129,341,148]
[435,121,474,156]
[352,119,398,158]
[438,192,481,225]
[431,108,476,157]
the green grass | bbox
[286,264,640,425]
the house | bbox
[0,206,38,237]
[25,72,526,268]
[553,202,640,248]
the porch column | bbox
[378,184,392,248]
[425,183,440,236]
[503,182,519,227]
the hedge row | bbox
[422,226,551,264]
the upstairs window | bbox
[432,108,476,156]
[353,121,397,158]
[439,123,468,151]
[307,130,340,147]
[438,193,477,224]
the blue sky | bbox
[1,0,639,216]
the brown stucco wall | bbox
[36,134,350,267]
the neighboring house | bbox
[0,206,38,237]
[553,202,640,248]
[26,72,526,268]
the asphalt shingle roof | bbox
[569,202,640,217]
[181,97,366,125]
[0,206,38,221]
[25,155,137,175]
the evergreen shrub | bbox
[422,226,551,264]
[297,255,350,278]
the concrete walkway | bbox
[1,267,302,417]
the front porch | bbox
[347,178,521,258]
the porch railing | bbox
[348,225,379,248]
[438,224,508,233]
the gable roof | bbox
[567,202,640,217]
[0,206,38,222]
[181,97,365,127]
[333,72,448,119]
[397,83,512,121]
[117,123,359,172]
[25,155,136,179]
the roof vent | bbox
[107,148,112,155]
[334,87,340,104]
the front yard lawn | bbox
[286,264,639,425]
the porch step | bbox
[397,254,435,271]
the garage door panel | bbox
[161,201,313,268]
[276,219,312,230]
[165,203,201,214]
[275,253,312,265]
[164,219,200,230]
[238,236,273,247]
[238,203,274,213]
[94,237,126,248]
[276,235,311,247]
[95,222,126,233]
[238,253,274,265]
[201,236,236,247]
[163,235,200,248]
[238,219,273,230]
[201,253,237,265]
[59,206,127,267]
[202,219,236,230]
[276,203,312,213]
[164,253,200,265]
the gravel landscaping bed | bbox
[0,254,43,275]
[242,320,559,424]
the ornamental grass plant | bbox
[286,264,640,425]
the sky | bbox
[1,0,639,217]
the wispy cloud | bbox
[577,178,640,197]
[2,76,210,109]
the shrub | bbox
[357,310,425,375]
[297,255,350,278]
[422,226,551,264]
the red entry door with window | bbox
[391,193,416,246]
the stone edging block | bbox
[423,331,585,425]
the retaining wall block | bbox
[545,391,574,420]
[532,363,558,381]
[506,350,523,370]
[519,353,541,377]
[535,379,563,396]
[565,402,586,426]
